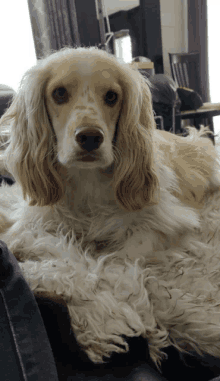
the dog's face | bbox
[2,47,158,210]
[46,52,123,169]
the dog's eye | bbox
[52,87,69,104]
[104,91,118,106]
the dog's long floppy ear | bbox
[113,68,159,212]
[0,63,64,207]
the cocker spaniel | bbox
[0,46,219,263]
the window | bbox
[0,0,36,92]
[114,30,132,63]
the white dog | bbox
[0,47,220,366]
[0,47,218,261]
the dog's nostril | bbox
[75,128,104,152]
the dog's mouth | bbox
[77,152,99,162]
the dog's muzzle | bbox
[75,127,104,152]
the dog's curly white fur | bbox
[1,47,220,367]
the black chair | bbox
[169,52,220,135]
[147,74,180,133]
[132,63,165,131]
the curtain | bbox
[27,0,80,59]
[188,0,210,102]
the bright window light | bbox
[207,0,220,136]
[0,0,36,92]
[114,35,132,63]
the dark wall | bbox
[188,0,210,102]
[75,0,100,47]
[104,7,141,59]
[105,2,163,74]
[74,0,163,74]
[139,0,163,73]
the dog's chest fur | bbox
[49,169,198,258]
[0,163,200,261]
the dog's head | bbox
[0,47,158,211]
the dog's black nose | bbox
[75,128,104,152]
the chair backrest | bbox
[169,52,203,97]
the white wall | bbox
[160,0,188,75]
